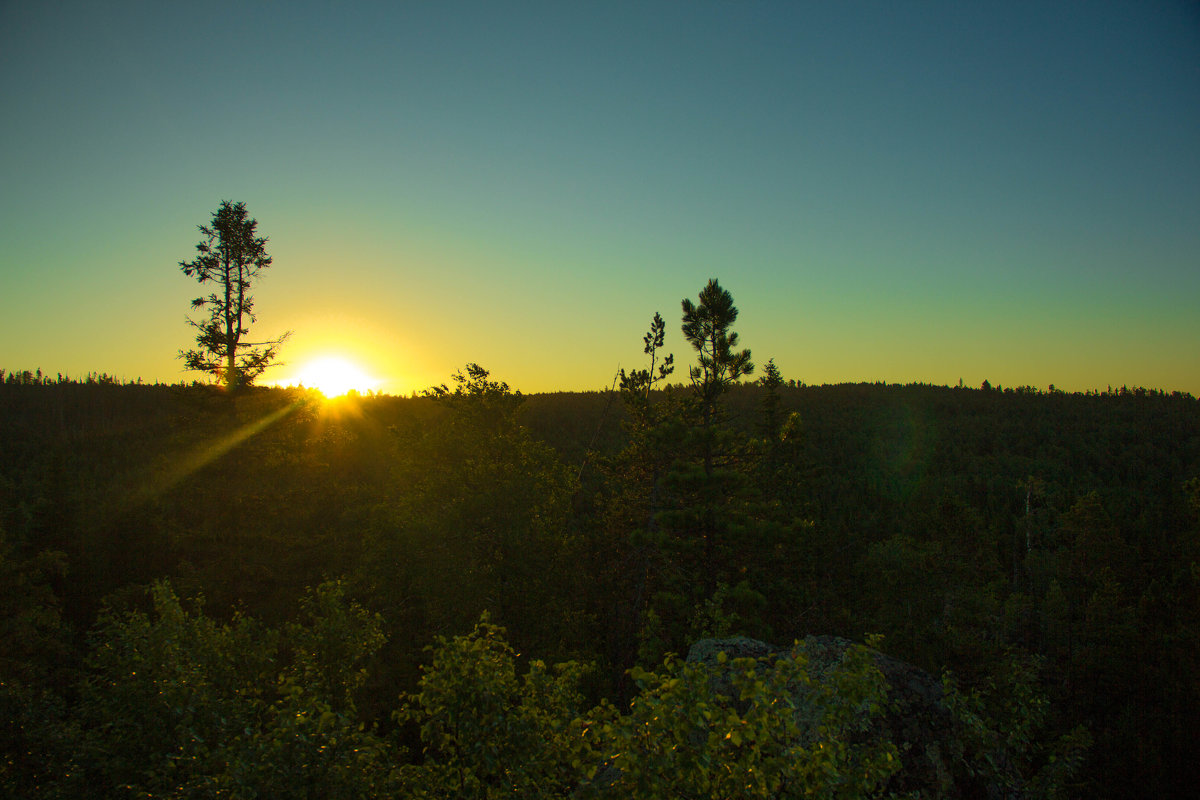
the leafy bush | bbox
[74,579,396,799]
[400,616,899,800]
[396,613,593,799]
[584,645,898,800]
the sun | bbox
[293,356,378,397]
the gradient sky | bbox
[2,1,1197,395]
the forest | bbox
[2,309,1198,796]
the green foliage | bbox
[0,679,78,800]
[633,280,787,658]
[0,507,78,798]
[758,358,785,442]
[0,529,70,686]
[367,365,578,656]
[397,614,593,799]
[5,365,1200,798]
[585,643,899,799]
[688,581,769,641]
[944,652,1091,799]
[422,362,523,430]
[282,580,387,713]
[398,617,902,800]
[74,579,395,799]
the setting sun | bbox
[292,356,378,397]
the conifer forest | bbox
[2,287,1198,799]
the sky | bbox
[2,0,1198,395]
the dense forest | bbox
[2,346,1198,796]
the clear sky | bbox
[2,1,1197,395]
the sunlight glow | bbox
[136,401,302,506]
[294,356,379,397]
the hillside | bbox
[2,372,1197,798]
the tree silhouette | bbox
[179,201,290,391]
[631,280,760,655]
[681,278,753,409]
[619,312,675,407]
[757,358,784,442]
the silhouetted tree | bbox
[681,279,754,413]
[676,279,754,577]
[757,358,784,442]
[179,201,290,391]
[618,312,674,408]
[585,315,682,675]
[634,281,762,657]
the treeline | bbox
[1,368,192,386]
[2,343,1198,796]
